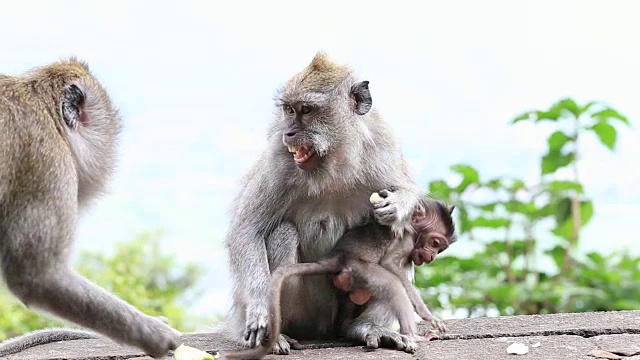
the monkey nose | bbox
[283,131,297,141]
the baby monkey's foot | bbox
[431,318,447,334]
[413,330,440,342]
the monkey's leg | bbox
[264,222,303,354]
[1,208,177,357]
[379,257,446,333]
[343,262,419,354]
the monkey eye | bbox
[300,105,312,115]
[284,105,295,115]
[432,238,441,248]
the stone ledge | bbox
[5,310,640,360]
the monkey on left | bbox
[0,58,178,358]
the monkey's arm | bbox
[379,253,434,323]
[224,164,288,349]
[379,238,445,333]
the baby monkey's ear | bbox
[412,203,427,222]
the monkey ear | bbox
[60,84,85,129]
[351,81,373,115]
[412,204,427,222]
[448,205,455,215]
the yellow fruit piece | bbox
[174,344,215,360]
[369,192,384,204]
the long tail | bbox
[221,260,336,360]
[0,328,99,357]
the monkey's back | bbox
[327,220,395,264]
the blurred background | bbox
[1,0,638,338]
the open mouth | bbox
[287,145,317,165]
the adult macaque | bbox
[220,193,456,359]
[0,58,178,358]
[222,52,422,354]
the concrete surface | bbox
[3,310,640,360]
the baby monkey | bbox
[221,191,456,359]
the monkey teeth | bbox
[289,146,314,163]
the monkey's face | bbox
[275,53,373,172]
[411,199,457,266]
[277,81,373,171]
[279,101,325,170]
[412,232,451,265]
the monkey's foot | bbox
[349,324,417,354]
[431,318,447,334]
[413,330,440,342]
[272,334,303,355]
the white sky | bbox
[1,0,639,321]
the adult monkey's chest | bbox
[288,193,372,262]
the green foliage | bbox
[0,231,205,341]
[416,98,636,317]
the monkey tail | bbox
[0,328,99,357]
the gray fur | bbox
[0,58,177,358]
[221,52,420,353]
[220,194,454,359]
[0,328,98,357]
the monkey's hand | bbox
[243,301,269,348]
[431,317,447,334]
[372,188,401,226]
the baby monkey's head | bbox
[410,198,457,265]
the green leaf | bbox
[545,245,566,270]
[554,197,572,224]
[545,180,584,194]
[487,240,507,253]
[484,178,504,190]
[504,200,537,215]
[580,101,599,114]
[477,202,500,212]
[511,111,533,124]
[586,252,605,266]
[591,107,631,126]
[541,150,573,175]
[589,122,617,150]
[612,299,640,310]
[580,200,594,226]
[552,200,594,240]
[535,203,557,219]
[534,108,563,122]
[470,216,509,229]
[428,180,452,200]
[547,130,573,152]
[450,164,480,192]
[507,179,527,192]
[553,98,581,118]
[457,206,473,234]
